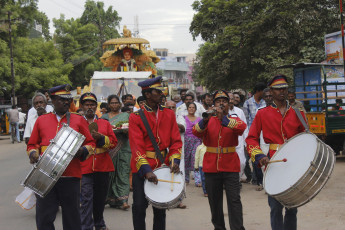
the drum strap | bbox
[66,112,70,126]
[292,107,309,132]
[138,109,165,164]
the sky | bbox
[37,0,204,54]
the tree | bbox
[13,37,73,97]
[190,0,340,91]
[80,0,121,53]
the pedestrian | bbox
[8,105,20,143]
[27,84,95,230]
[24,93,48,144]
[287,88,307,114]
[176,91,206,118]
[79,92,118,230]
[246,75,306,230]
[129,76,182,230]
[193,90,247,230]
[194,143,207,197]
[176,89,188,107]
[243,82,266,187]
[183,102,202,186]
[102,94,132,210]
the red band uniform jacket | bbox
[129,104,182,177]
[27,113,96,178]
[81,117,117,174]
[192,114,247,173]
[246,102,306,166]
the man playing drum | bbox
[246,75,306,230]
[79,92,118,230]
[128,76,182,230]
[27,84,96,230]
[193,90,247,230]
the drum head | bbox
[144,167,184,203]
[264,133,317,195]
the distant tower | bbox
[133,15,139,37]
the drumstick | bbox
[268,158,287,164]
[158,179,181,184]
[171,160,174,191]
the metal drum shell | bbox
[22,124,85,197]
[144,166,186,209]
[263,132,335,209]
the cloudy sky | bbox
[38,0,204,53]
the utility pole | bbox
[8,11,16,106]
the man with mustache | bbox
[246,75,306,230]
[79,92,118,230]
[193,90,247,230]
[27,84,96,230]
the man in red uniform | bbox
[79,92,118,230]
[192,90,247,230]
[246,75,306,230]
[129,76,182,230]
[27,84,96,230]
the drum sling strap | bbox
[292,107,309,132]
[138,109,166,165]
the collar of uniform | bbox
[143,104,164,112]
[83,114,98,122]
[271,100,290,110]
[54,111,66,121]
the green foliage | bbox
[53,0,121,87]
[13,37,73,97]
[190,0,340,90]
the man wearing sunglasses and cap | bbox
[129,76,182,230]
[79,92,118,230]
[246,75,306,230]
[27,84,96,230]
[193,90,247,230]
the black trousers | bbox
[132,173,166,230]
[205,172,245,230]
[35,177,81,230]
[80,172,110,230]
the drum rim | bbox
[264,132,336,208]
[144,165,185,209]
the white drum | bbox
[263,132,335,208]
[144,166,185,209]
[22,124,85,197]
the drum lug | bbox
[310,161,316,168]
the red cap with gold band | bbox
[49,84,73,99]
[268,75,289,89]
[80,92,97,104]
[213,90,230,102]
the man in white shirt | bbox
[228,93,248,181]
[176,91,206,119]
[24,93,50,144]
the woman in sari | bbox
[102,94,131,210]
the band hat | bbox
[80,92,97,104]
[268,75,289,89]
[138,75,168,96]
[49,84,73,99]
[213,90,230,102]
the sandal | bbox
[256,185,264,191]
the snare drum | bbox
[144,166,185,209]
[264,132,335,208]
[22,124,85,197]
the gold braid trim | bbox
[102,136,112,149]
[27,149,38,157]
[135,151,150,171]
[248,145,263,162]
[84,145,95,160]
[227,118,238,129]
[194,123,204,133]
[169,152,181,163]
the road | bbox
[1,137,345,230]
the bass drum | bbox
[144,166,185,209]
[263,132,335,208]
[22,124,85,197]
